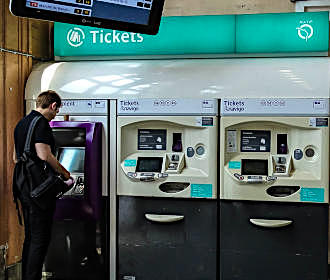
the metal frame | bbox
[109,100,117,280]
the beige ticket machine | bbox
[220,98,329,280]
[117,99,218,280]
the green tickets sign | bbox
[54,15,236,57]
[54,12,329,57]
[236,12,329,53]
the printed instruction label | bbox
[196,117,214,126]
[191,184,213,198]
[227,130,237,152]
[124,159,137,167]
[309,117,329,127]
[229,161,241,169]
[300,188,324,203]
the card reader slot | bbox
[159,182,189,193]
[266,186,300,197]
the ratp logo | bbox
[67,27,85,47]
[296,23,314,42]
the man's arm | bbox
[13,146,18,164]
[35,143,71,180]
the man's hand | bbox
[64,176,75,187]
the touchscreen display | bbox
[58,148,85,173]
[136,157,163,172]
[241,159,268,176]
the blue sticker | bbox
[191,184,213,198]
[124,159,137,167]
[229,161,241,169]
[300,188,324,203]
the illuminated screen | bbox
[58,148,85,173]
[10,0,164,34]
[136,157,163,172]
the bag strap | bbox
[23,115,42,154]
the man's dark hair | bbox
[36,90,61,109]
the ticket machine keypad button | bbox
[73,176,84,195]
[305,148,315,158]
[168,163,178,170]
[196,146,205,156]
[277,157,286,164]
[171,154,179,161]
[247,176,263,183]
[127,172,137,178]
[275,165,286,173]
[187,147,195,157]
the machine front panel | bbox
[117,116,217,198]
[220,117,329,203]
[118,196,217,280]
[220,200,328,280]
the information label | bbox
[241,130,271,152]
[300,188,325,203]
[191,184,213,198]
[227,130,237,153]
[138,129,166,150]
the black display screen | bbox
[241,130,271,152]
[241,159,268,176]
[136,157,163,172]
[10,0,164,34]
[138,129,166,150]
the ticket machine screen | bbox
[58,148,85,173]
[136,157,163,172]
[241,159,268,176]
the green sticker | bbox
[300,188,324,203]
[191,184,213,198]
[229,161,241,169]
[124,159,137,167]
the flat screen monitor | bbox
[10,0,165,34]
[58,148,85,173]
[136,157,163,173]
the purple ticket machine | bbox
[51,121,102,220]
[45,121,104,279]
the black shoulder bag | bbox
[18,115,73,210]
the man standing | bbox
[13,90,73,280]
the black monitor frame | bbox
[10,0,165,35]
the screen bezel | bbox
[10,0,165,35]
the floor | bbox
[4,264,330,279]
